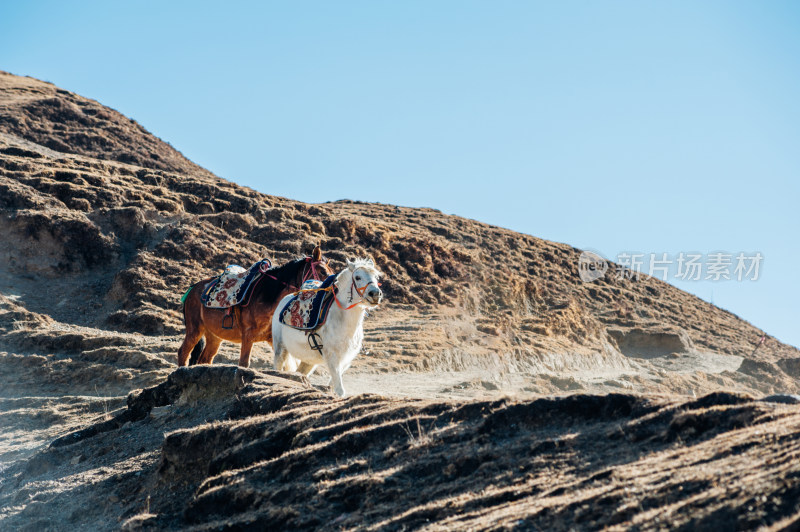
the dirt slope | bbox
[1,71,800,530]
[1,70,797,396]
[0,72,211,177]
[4,367,800,531]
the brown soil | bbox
[1,70,799,530]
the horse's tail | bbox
[188,338,204,366]
[180,286,193,307]
[182,285,204,365]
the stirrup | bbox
[307,332,324,352]
[222,313,234,330]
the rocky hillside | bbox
[1,70,797,396]
[2,71,800,530]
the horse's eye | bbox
[355,275,361,281]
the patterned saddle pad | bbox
[201,259,272,309]
[279,275,338,330]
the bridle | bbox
[334,267,381,310]
[301,257,324,285]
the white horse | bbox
[271,258,383,396]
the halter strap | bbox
[334,289,363,310]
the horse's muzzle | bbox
[365,286,382,306]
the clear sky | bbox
[2,1,798,348]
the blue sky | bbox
[2,2,798,348]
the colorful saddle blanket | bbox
[279,275,337,330]
[201,259,272,309]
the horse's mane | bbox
[258,258,308,304]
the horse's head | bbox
[298,245,334,286]
[337,257,383,308]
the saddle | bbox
[278,275,338,331]
[201,259,272,310]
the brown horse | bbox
[178,246,333,368]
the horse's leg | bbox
[197,334,222,365]
[270,321,289,371]
[341,354,356,374]
[178,328,204,367]
[238,333,255,368]
[296,362,317,376]
[272,339,289,372]
[324,355,346,397]
[188,337,206,366]
[281,355,299,372]
[178,289,205,367]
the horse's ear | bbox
[347,259,356,271]
[312,245,321,262]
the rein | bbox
[265,257,325,292]
[302,259,322,284]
